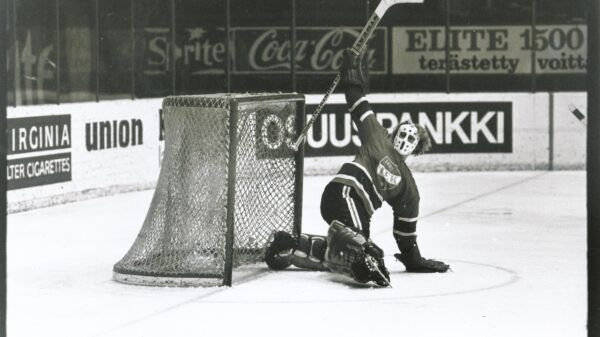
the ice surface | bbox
[8,171,587,337]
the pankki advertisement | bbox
[303,102,512,157]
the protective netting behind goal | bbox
[113,93,304,287]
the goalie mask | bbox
[393,123,420,156]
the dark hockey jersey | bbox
[330,103,420,224]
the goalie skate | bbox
[264,231,297,270]
[365,255,391,287]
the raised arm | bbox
[339,49,389,145]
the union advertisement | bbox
[304,102,512,157]
[392,25,587,74]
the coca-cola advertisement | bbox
[233,27,387,74]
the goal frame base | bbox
[113,270,223,287]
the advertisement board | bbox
[304,102,512,157]
[7,99,162,212]
[392,25,587,75]
[303,93,553,173]
[232,27,387,74]
[6,115,72,190]
[141,26,387,75]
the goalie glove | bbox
[394,243,449,273]
[340,48,369,95]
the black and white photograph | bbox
[0,0,598,336]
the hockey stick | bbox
[568,104,587,127]
[290,0,424,151]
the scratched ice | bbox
[7,171,586,337]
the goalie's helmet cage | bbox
[113,93,305,287]
[393,123,419,156]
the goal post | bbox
[113,93,305,287]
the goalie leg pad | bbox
[323,220,390,285]
[323,220,368,282]
[290,234,329,271]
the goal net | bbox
[113,93,305,287]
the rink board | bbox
[6,92,586,212]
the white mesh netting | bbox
[113,93,304,286]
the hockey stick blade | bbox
[290,0,423,152]
[365,255,391,287]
